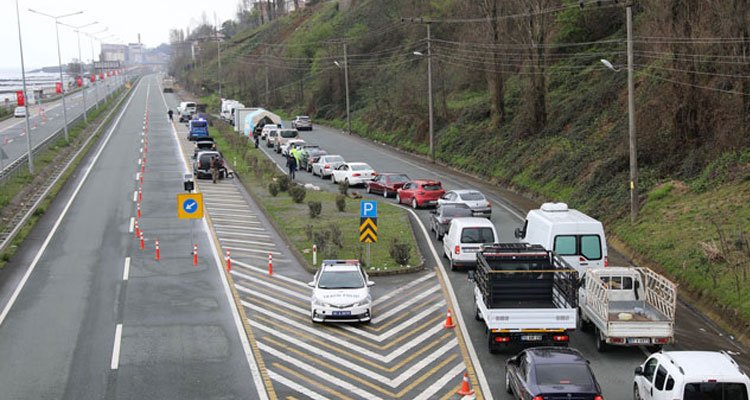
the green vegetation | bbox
[208,122,421,273]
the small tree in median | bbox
[289,185,307,203]
[308,201,322,218]
[335,194,346,212]
[268,182,279,197]
[389,238,411,266]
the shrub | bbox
[335,194,347,212]
[304,224,314,241]
[308,201,322,218]
[289,185,307,203]
[389,238,411,266]
[277,175,291,192]
[329,224,344,248]
[268,182,279,197]
[338,180,349,195]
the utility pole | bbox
[626,4,638,222]
[343,42,351,135]
[403,17,435,162]
[15,0,33,173]
[215,12,222,99]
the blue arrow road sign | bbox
[360,200,377,218]
[183,198,198,214]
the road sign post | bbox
[359,201,378,267]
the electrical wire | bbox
[636,64,750,80]
[640,72,750,96]
[420,0,622,24]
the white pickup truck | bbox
[578,266,676,352]
[470,243,579,353]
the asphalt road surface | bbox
[0,80,123,170]
[0,75,259,399]
[252,120,750,400]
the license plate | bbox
[332,311,351,316]
[521,335,543,342]
[628,338,650,344]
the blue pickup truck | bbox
[187,119,209,141]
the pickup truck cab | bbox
[515,202,607,274]
[309,260,375,323]
[187,119,210,141]
[443,217,498,270]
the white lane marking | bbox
[205,199,251,206]
[259,342,385,400]
[211,216,261,225]
[253,320,457,387]
[371,285,440,323]
[212,224,267,232]
[412,362,466,400]
[129,217,134,233]
[0,79,141,328]
[210,212,259,219]
[236,280,307,302]
[232,262,306,287]
[267,370,329,400]
[135,172,140,181]
[216,230,271,239]
[244,301,445,363]
[138,158,141,165]
[220,238,276,247]
[123,257,130,281]
[399,204,493,400]
[228,246,282,256]
[373,273,434,306]
[158,79,268,400]
[132,191,137,202]
[206,206,255,212]
[110,323,123,370]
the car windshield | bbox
[269,131,278,136]
[684,383,749,400]
[389,175,409,183]
[280,130,298,138]
[318,271,365,289]
[351,164,372,171]
[191,121,208,128]
[535,364,595,386]
[297,116,310,120]
[461,227,495,244]
[460,192,485,201]
[326,156,344,163]
[422,184,442,191]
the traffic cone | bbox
[139,232,145,250]
[226,249,231,271]
[193,244,198,266]
[137,203,141,218]
[444,308,456,329]
[456,372,475,396]
[155,239,160,261]
[268,252,273,275]
[138,189,142,202]
[134,220,140,238]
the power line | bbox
[410,0,622,24]
[640,71,750,96]
[636,64,750,79]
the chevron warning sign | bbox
[359,217,378,243]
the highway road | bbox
[0,79,123,171]
[251,119,750,399]
[0,75,259,399]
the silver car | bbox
[312,155,345,178]
[291,116,312,131]
[437,189,492,218]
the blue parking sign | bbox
[360,200,377,218]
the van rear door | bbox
[553,234,605,272]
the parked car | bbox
[437,189,492,218]
[505,347,604,400]
[261,124,278,140]
[429,204,473,241]
[442,217,498,270]
[366,173,410,198]
[300,148,327,172]
[187,119,210,141]
[179,109,193,123]
[312,155,346,178]
[192,139,216,160]
[396,180,446,209]
[193,151,227,179]
[281,139,306,157]
[291,115,313,130]
[177,101,197,115]
[14,106,26,118]
[308,259,374,323]
[274,129,300,153]
[266,129,278,148]
[331,162,376,187]
[634,351,750,400]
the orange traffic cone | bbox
[444,309,456,329]
[456,372,475,396]
[155,239,160,261]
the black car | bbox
[193,151,227,179]
[300,148,327,172]
[429,203,473,240]
[505,347,603,400]
[192,139,216,160]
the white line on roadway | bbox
[132,191,137,202]
[123,257,130,281]
[129,217,134,233]
[110,323,123,370]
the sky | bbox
[0,0,237,71]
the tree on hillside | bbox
[519,0,557,135]
[477,0,509,127]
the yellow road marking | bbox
[441,384,462,400]
[272,363,354,400]
[364,295,443,333]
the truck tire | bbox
[505,371,513,394]
[595,328,608,353]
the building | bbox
[128,43,144,64]
[100,44,127,62]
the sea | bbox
[0,68,74,105]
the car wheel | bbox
[366,185,371,194]
[435,229,442,241]
[332,175,337,184]
[595,328,608,353]
[395,194,401,204]
[505,370,513,394]
[633,383,641,400]
[449,256,456,271]
[411,198,418,209]
[383,189,389,198]
[475,306,482,322]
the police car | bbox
[308,260,374,323]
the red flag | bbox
[99,73,104,79]
[107,71,112,77]
[16,90,25,107]
[76,77,83,87]
[91,74,96,82]
[55,82,62,94]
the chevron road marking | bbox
[216,230,271,239]
[371,285,440,323]
[372,273,434,306]
[232,262,307,288]
[413,362,466,400]
[220,238,276,247]
[267,370,329,400]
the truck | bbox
[470,243,578,353]
[578,266,676,352]
[162,77,174,93]
[220,99,245,123]
[233,108,260,133]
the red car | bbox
[366,173,410,198]
[396,180,445,209]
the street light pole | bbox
[14,0,33,173]
[61,21,97,124]
[426,23,434,162]
[626,5,639,223]
[343,42,351,134]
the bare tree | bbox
[519,0,557,134]
[477,0,508,126]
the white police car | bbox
[309,260,374,323]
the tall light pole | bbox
[601,4,638,223]
[86,27,108,109]
[60,21,97,123]
[29,9,84,143]
[14,0,33,173]
[333,44,351,135]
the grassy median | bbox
[208,122,422,274]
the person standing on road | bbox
[210,156,219,184]
[291,146,302,168]
[167,109,173,121]
[286,153,297,180]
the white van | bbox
[442,217,498,270]
[177,101,197,115]
[634,351,750,400]
[515,202,607,273]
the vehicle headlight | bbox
[312,298,328,307]
[353,296,372,308]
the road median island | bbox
[0,79,138,268]
[207,120,424,275]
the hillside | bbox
[170,0,750,336]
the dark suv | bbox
[193,151,227,179]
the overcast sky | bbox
[0,0,237,71]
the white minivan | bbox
[442,217,498,270]
[634,351,750,400]
[514,202,607,274]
